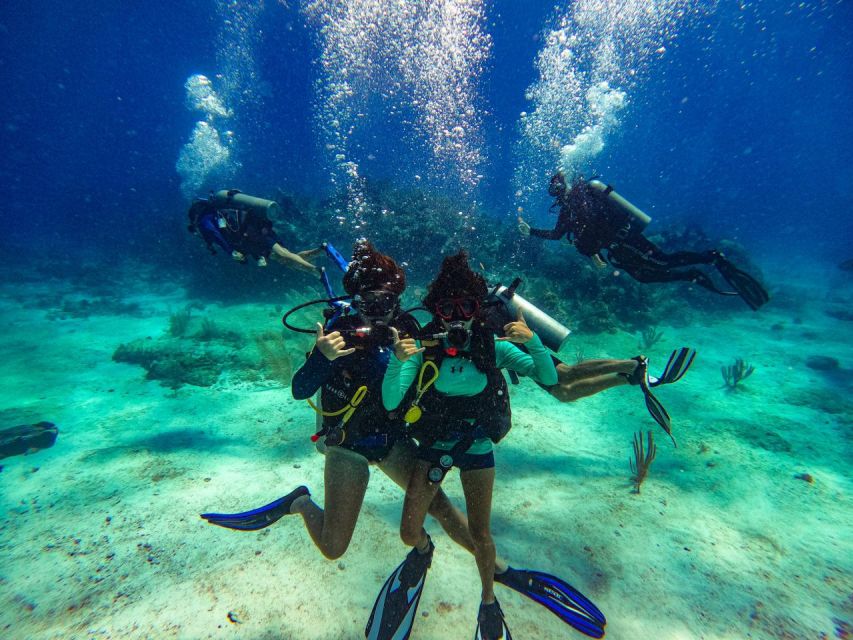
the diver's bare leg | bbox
[556,359,636,382]
[381,442,476,552]
[399,459,442,552]
[460,466,497,602]
[291,446,369,559]
[550,373,633,402]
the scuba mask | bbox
[353,290,400,319]
[433,297,478,350]
[434,297,479,321]
[350,290,401,347]
[548,172,568,197]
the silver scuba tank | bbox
[492,283,571,353]
[212,189,281,219]
[587,180,652,230]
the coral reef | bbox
[629,430,656,494]
[721,358,755,388]
[113,310,306,390]
[168,307,193,337]
[112,337,228,389]
[639,326,664,351]
[254,330,293,386]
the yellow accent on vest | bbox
[307,385,368,426]
[404,361,439,424]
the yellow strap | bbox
[306,385,368,425]
[413,361,439,403]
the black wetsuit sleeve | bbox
[529,207,572,240]
[291,348,334,400]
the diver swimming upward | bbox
[200,241,607,640]
[518,172,770,311]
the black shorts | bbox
[417,442,495,473]
[330,433,396,463]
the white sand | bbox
[1,265,851,639]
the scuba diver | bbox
[187,188,320,272]
[200,241,607,640]
[480,283,694,445]
[518,172,770,310]
[549,349,695,446]
[382,252,605,640]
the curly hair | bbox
[422,251,488,310]
[423,251,494,372]
[342,239,406,296]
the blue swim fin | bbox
[365,538,434,640]
[639,376,675,447]
[495,567,605,638]
[200,486,309,531]
[625,357,676,446]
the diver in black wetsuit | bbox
[518,172,769,310]
[187,196,320,272]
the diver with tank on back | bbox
[518,172,770,310]
[187,188,321,272]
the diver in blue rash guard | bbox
[187,197,320,272]
[382,251,561,640]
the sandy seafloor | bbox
[0,260,851,640]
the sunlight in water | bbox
[304,0,490,196]
[176,75,236,198]
[514,0,716,206]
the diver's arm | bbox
[271,243,321,273]
[382,350,423,410]
[529,207,572,240]
[496,334,558,386]
[291,347,335,400]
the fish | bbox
[0,422,58,460]
[839,259,853,272]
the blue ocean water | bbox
[1,2,852,639]
[1,1,851,263]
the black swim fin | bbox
[640,376,675,447]
[648,348,696,388]
[624,357,676,446]
[200,486,309,531]
[714,256,769,311]
[365,538,434,640]
[475,599,513,640]
[495,567,605,638]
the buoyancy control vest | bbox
[317,313,419,444]
[406,321,511,445]
[569,179,652,257]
